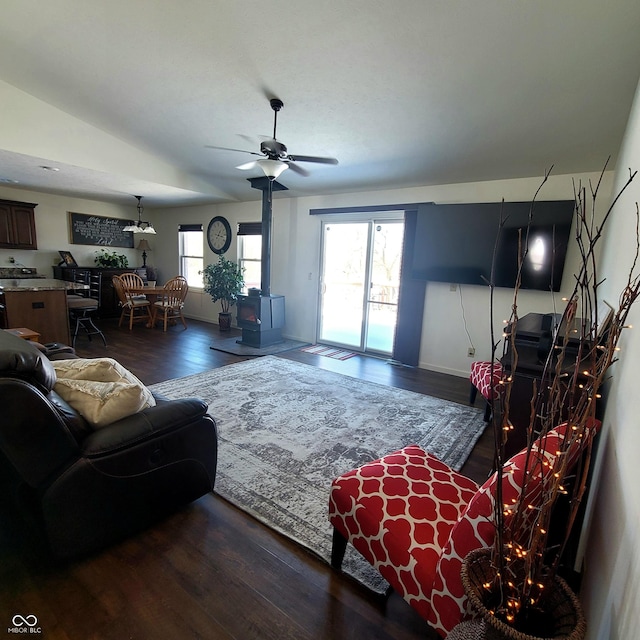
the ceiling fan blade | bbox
[236,161,258,171]
[205,145,263,157]
[286,162,310,177]
[287,154,339,165]
[237,134,258,145]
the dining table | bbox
[128,285,167,305]
[127,285,169,328]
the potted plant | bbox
[200,255,245,331]
[460,165,639,638]
[94,249,129,268]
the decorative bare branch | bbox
[486,163,639,628]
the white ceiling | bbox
[0,0,639,207]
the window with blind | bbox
[238,222,261,292]
[178,223,204,288]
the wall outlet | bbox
[467,347,476,357]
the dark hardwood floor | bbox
[0,319,494,639]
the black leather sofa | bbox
[0,329,218,559]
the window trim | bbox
[178,224,204,289]
[238,223,262,293]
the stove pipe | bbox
[248,177,288,296]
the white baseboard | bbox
[418,361,470,378]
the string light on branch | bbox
[475,163,640,631]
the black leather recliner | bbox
[0,329,218,559]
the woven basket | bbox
[461,548,587,640]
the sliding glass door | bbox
[318,219,404,355]
[318,222,367,350]
[367,221,404,352]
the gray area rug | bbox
[208,332,309,356]
[150,356,486,593]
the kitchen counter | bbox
[0,278,87,292]
[0,280,87,344]
[0,267,45,279]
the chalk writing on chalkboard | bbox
[69,212,134,248]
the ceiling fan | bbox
[206,98,338,179]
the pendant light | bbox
[123,195,156,234]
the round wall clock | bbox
[207,216,232,254]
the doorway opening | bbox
[318,219,404,355]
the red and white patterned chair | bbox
[469,360,504,421]
[328,421,598,637]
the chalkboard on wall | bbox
[69,212,134,248]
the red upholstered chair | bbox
[469,360,504,421]
[328,422,598,638]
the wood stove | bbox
[235,176,288,348]
[236,293,285,347]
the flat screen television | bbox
[410,200,575,291]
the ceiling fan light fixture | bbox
[257,159,288,180]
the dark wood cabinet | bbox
[500,313,589,458]
[0,292,7,329]
[0,199,38,249]
[53,266,147,317]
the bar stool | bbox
[67,272,106,347]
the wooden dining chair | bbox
[119,272,146,291]
[112,274,152,330]
[151,276,189,332]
